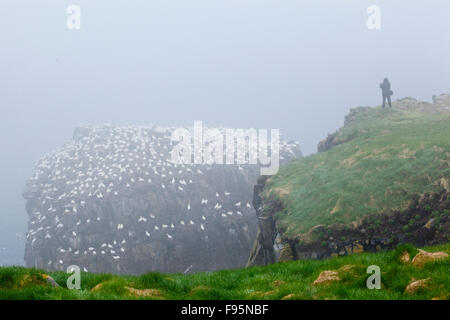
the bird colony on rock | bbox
[23,125,301,274]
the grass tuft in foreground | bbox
[1,243,448,300]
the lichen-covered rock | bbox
[400,251,411,264]
[125,287,164,299]
[404,278,431,294]
[411,249,448,268]
[313,270,340,285]
[23,124,301,274]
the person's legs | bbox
[382,95,386,108]
[388,95,392,108]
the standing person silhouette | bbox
[380,78,393,108]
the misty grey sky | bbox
[1,0,449,265]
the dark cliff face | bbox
[246,176,278,267]
[248,186,450,267]
[23,125,301,274]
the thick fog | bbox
[0,0,449,265]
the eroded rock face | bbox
[23,125,301,274]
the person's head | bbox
[383,77,389,82]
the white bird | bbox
[138,216,147,222]
[166,234,173,239]
[154,226,159,230]
[117,224,123,230]
[201,198,208,204]
[145,231,150,237]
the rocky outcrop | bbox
[246,176,277,266]
[313,271,340,285]
[23,125,301,274]
[249,186,450,267]
[411,249,448,268]
[248,95,450,267]
[404,278,431,294]
[318,94,450,152]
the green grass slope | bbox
[265,98,450,237]
[0,243,449,300]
